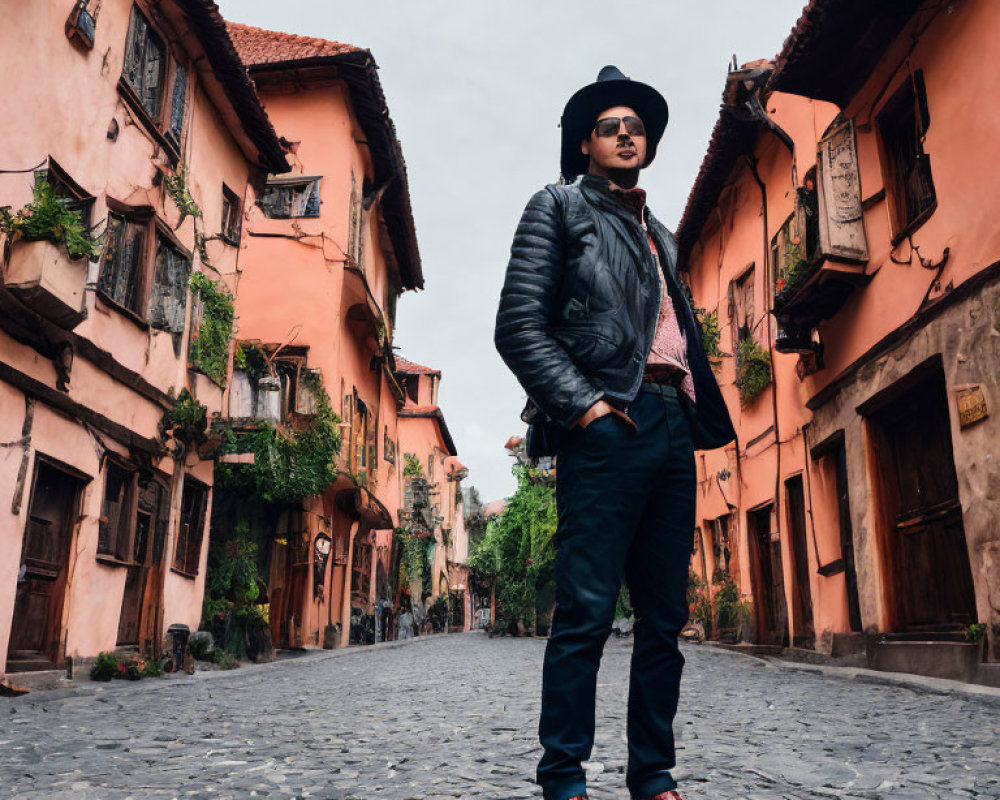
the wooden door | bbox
[785,476,815,646]
[871,372,976,631]
[117,480,167,648]
[748,506,789,646]
[833,439,863,631]
[8,461,82,671]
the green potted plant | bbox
[1,180,101,328]
[736,338,772,405]
[712,570,753,643]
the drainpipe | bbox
[339,519,360,647]
[744,89,796,644]
[744,154,780,527]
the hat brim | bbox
[560,78,668,177]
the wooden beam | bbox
[0,289,174,409]
[0,360,164,458]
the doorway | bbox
[865,364,977,632]
[747,504,789,647]
[7,459,85,672]
[116,478,168,649]
[784,475,815,647]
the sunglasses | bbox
[593,115,646,138]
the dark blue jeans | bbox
[537,385,695,800]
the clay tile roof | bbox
[171,3,287,173]
[394,356,441,376]
[398,404,457,456]
[225,21,360,67]
[227,20,423,292]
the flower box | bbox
[4,240,88,329]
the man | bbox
[494,66,736,800]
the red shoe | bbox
[637,793,684,800]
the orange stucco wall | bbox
[687,0,1000,656]
[232,74,413,647]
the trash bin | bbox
[166,623,190,673]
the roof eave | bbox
[248,50,423,290]
[766,0,924,107]
[175,1,289,174]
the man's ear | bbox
[581,137,591,156]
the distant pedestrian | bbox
[495,66,736,800]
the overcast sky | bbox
[217,0,807,503]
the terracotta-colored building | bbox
[395,357,470,632]
[680,0,1000,680]
[0,0,287,676]
[219,23,466,649]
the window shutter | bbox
[168,63,187,143]
[122,8,145,91]
[304,180,321,217]
[149,240,190,333]
[141,33,164,117]
[98,214,124,298]
[347,176,359,262]
[357,208,366,270]
[816,119,868,262]
[122,222,144,312]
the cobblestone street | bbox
[3,633,999,800]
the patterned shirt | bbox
[610,186,696,402]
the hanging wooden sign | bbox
[816,118,869,263]
[956,384,988,428]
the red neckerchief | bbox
[610,186,647,221]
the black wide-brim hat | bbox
[560,65,669,178]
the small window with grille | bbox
[877,70,936,241]
[220,184,242,245]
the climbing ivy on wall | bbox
[162,162,203,226]
[188,272,235,387]
[215,375,342,503]
[398,532,428,589]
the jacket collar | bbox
[579,174,649,227]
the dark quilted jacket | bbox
[494,174,736,451]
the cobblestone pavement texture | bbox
[2,633,999,800]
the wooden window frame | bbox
[36,158,95,230]
[220,183,242,246]
[172,476,208,578]
[353,392,369,473]
[728,264,756,350]
[117,3,189,163]
[876,70,936,245]
[97,200,191,330]
[257,176,322,219]
[97,458,139,566]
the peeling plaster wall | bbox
[0,0,262,670]
[809,278,1000,655]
